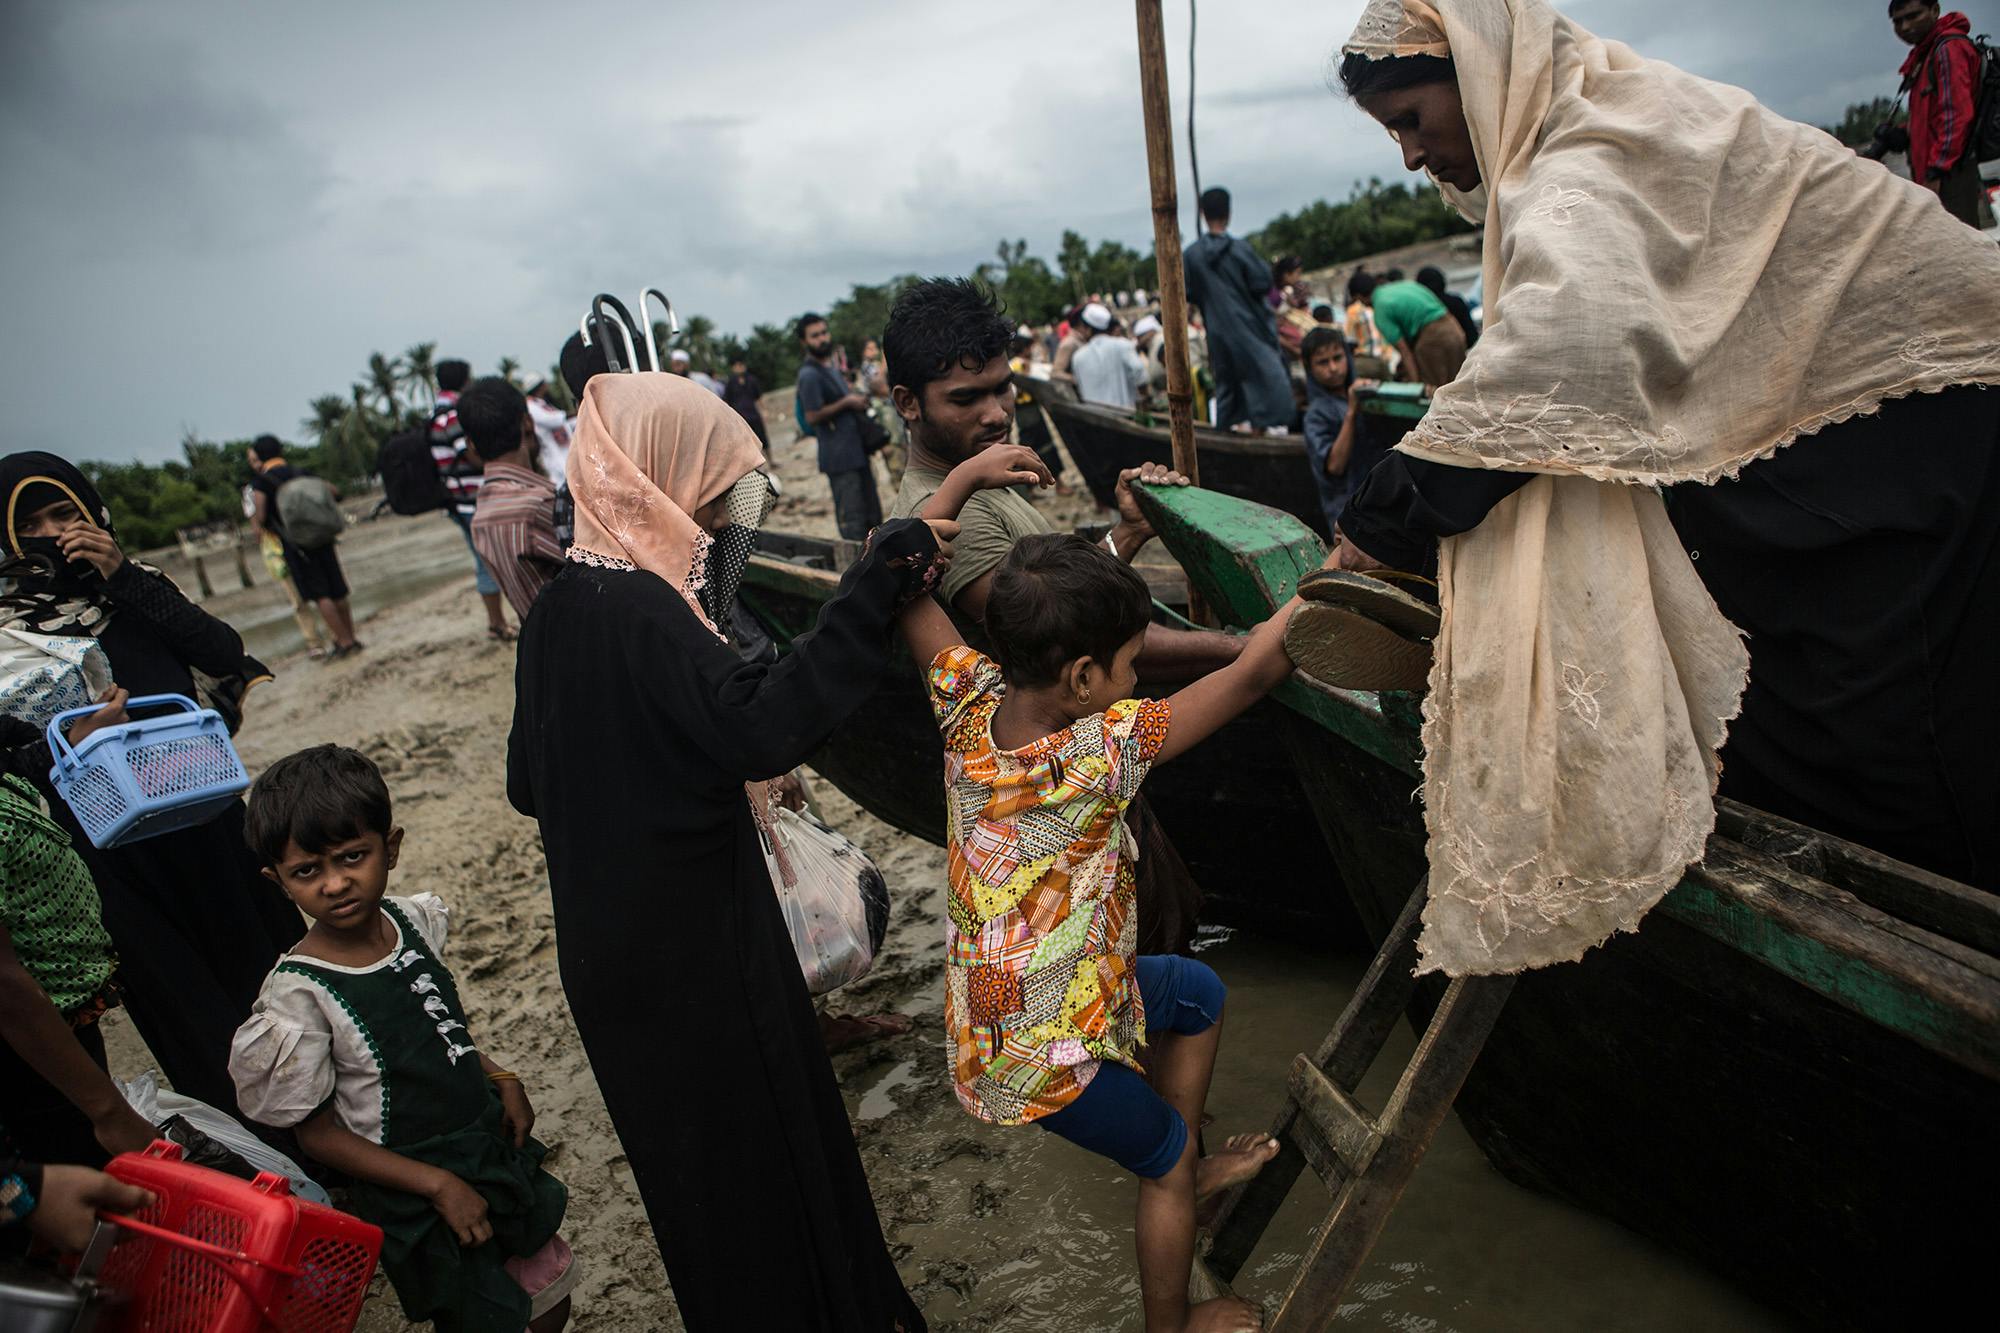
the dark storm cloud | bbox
[0,3,333,259]
[0,0,1957,464]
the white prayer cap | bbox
[1080,302,1113,331]
[669,348,691,364]
[1016,324,1035,338]
[1132,315,1162,338]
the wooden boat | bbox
[1013,371,1076,415]
[1037,390,1335,538]
[1131,480,2000,1328]
[737,529,1358,936]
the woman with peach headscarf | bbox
[1324,0,2000,978]
[505,373,948,1331]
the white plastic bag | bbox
[760,806,891,996]
[0,628,111,727]
[117,1071,331,1205]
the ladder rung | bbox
[1287,1053,1382,1179]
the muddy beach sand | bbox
[101,408,1779,1331]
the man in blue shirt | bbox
[795,313,881,540]
[1182,186,1293,431]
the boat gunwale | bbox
[742,506,2000,1073]
[1126,479,2000,1068]
[1043,396,1312,460]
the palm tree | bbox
[303,395,349,454]
[331,384,380,480]
[676,314,717,371]
[365,352,404,423]
[403,342,438,407]
[544,364,575,413]
[497,355,521,385]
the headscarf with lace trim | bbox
[0,451,271,733]
[561,373,805,859]
[1338,0,2000,977]
[564,371,772,638]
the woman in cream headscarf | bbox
[506,373,950,1331]
[1325,0,2000,976]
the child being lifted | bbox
[901,444,1304,1333]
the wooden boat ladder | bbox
[1200,877,1516,1330]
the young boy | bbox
[1299,327,1382,535]
[231,746,576,1333]
[899,514,1305,1333]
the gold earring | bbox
[1079,688,1092,704]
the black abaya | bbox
[0,561,302,1113]
[1339,385,2000,888]
[507,522,939,1333]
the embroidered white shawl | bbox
[1345,0,2000,975]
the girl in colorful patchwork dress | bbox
[229,745,576,1333]
[898,520,1314,1333]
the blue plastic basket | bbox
[46,693,250,849]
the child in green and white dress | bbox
[229,745,576,1333]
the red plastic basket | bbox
[96,1140,381,1332]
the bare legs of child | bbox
[1137,1006,1278,1333]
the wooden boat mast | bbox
[1134,0,1198,487]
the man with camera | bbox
[1872,2,1986,228]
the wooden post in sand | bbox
[1135,0,1206,625]
[1134,0,1198,487]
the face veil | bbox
[698,469,778,631]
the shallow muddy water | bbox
[851,928,1783,1332]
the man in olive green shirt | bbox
[884,278,1240,678]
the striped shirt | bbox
[469,461,561,619]
[429,392,482,518]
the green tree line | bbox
[83,342,568,551]
[1821,95,1901,148]
[1247,177,1477,272]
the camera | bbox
[1860,120,1910,161]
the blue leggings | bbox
[1034,955,1225,1179]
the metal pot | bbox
[0,1225,122,1333]
[0,1264,95,1333]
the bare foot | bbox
[1195,1133,1280,1201]
[820,1011,913,1053]
[1180,1294,1264,1332]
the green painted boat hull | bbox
[1133,481,2000,1327]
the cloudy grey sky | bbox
[0,0,1967,464]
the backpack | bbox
[377,429,449,516]
[1926,32,2000,164]
[794,390,814,442]
[275,475,344,550]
